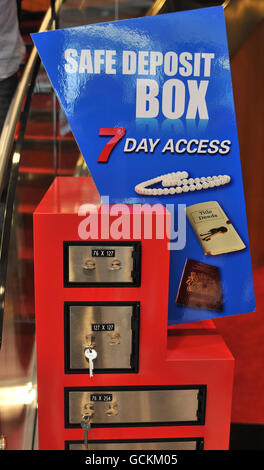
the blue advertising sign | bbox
[32,6,255,325]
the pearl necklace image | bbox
[135,171,231,196]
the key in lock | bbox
[81,401,95,448]
[82,401,95,420]
[81,415,91,449]
[84,348,97,378]
[80,401,95,448]
[84,334,96,349]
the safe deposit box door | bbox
[64,303,140,373]
[64,242,141,287]
[65,438,204,450]
[65,386,206,427]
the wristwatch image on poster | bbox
[32,6,256,325]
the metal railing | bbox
[0,0,64,200]
[0,0,64,347]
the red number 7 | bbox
[98,128,126,163]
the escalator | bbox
[0,0,263,451]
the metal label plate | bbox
[64,242,141,287]
[64,302,140,374]
[65,386,206,427]
[65,438,203,450]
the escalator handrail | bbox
[0,0,64,347]
[146,0,167,16]
[146,0,231,16]
[0,0,64,201]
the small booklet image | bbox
[186,201,246,255]
[176,259,222,312]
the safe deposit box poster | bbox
[32,6,256,325]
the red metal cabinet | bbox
[34,177,234,450]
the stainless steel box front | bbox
[65,303,140,373]
[66,439,203,450]
[64,242,141,286]
[65,386,206,427]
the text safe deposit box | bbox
[34,177,234,450]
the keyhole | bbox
[106,402,119,417]
[109,259,122,270]
[82,259,96,271]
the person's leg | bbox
[0,72,19,134]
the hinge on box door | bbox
[130,303,140,371]
[196,386,207,425]
[131,243,141,286]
